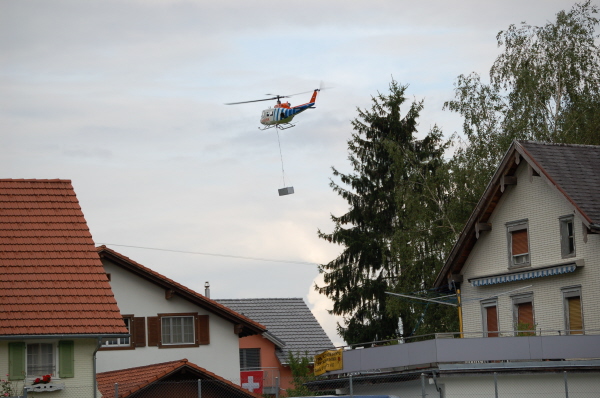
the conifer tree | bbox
[317,80,431,344]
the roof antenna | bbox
[204,281,210,299]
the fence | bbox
[3,371,599,397]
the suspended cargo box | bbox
[278,186,294,196]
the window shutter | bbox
[8,342,25,380]
[133,317,147,347]
[197,315,210,345]
[568,296,583,334]
[517,302,534,334]
[512,230,528,255]
[147,316,160,346]
[486,306,498,338]
[58,340,75,378]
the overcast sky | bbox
[1,0,583,348]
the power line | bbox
[95,243,318,266]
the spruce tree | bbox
[317,80,424,344]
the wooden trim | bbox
[500,175,517,192]
[133,317,146,347]
[156,313,202,348]
[198,315,210,345]
[475,222,492,239]
[147,316,160,347]
[165,289,175,300]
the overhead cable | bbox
[95,243,317,266]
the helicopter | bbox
[225,88,320,130]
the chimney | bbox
[204,281,210,299]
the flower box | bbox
[27,383,65,392]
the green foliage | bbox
[385,127,459,337]
[0,376,22,397]
[444,1,600,216]
[491,0,600,144]
[285,352,315,397]
[317,80,423,344]
[516,321,537,336]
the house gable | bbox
[434,142,600,337]
[96,247,266,380]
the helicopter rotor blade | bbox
[225,97,281,105]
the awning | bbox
[469,262,579,287]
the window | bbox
[103,317,131,347]
[560,215,576,258]
[162,316,195,344]
[563,287,583,335]
[7,341,74,381]
[512,294,535,336]
[240,348,261,370]
[481,300,499,338]
[27,343,54,377]
[506,219,530,268]
[147,313,209,348]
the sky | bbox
[0,0,585,348]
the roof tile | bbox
[0,179,128,336]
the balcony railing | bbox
[324,329,600,376]
[340,328,600,349]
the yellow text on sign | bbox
[314,349,343,376]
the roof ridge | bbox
[519,140,600,149]
[97,246,267,334]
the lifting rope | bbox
[275,128,287,187]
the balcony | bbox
[325,329,600,376]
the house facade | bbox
[95,246,266,381]
[217,298,335,393]
[435,141,600,337]
[0,179,129,398]
[305,141,600,397]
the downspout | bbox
[457,288,463,338]
[93,337,102,398]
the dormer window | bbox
[506,219,530,268]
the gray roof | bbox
[520,141,600,225]
[216,298,335,364]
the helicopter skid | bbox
[259,122,296,131]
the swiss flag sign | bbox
[240,370,264,394]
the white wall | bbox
[460,161,600,335]
[96,259,241,380]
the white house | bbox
[95,246,266,381]
[0,179,129,398]
[306,141,600,398]
[435,140,600,337]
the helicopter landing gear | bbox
[258,122,295,131]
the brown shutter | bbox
[486,306,498,337]
[568,297,583,334]
[133,317,147,347]
[147,316,160,347]
[512,230,528,255]
[197,315,210,345]
[517,302,534,335]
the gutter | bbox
[0,334,129,340]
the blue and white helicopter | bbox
[226,88,320,130]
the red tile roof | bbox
[0,179,128,336]
[97,359,262,398]
[97,246,267,337]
